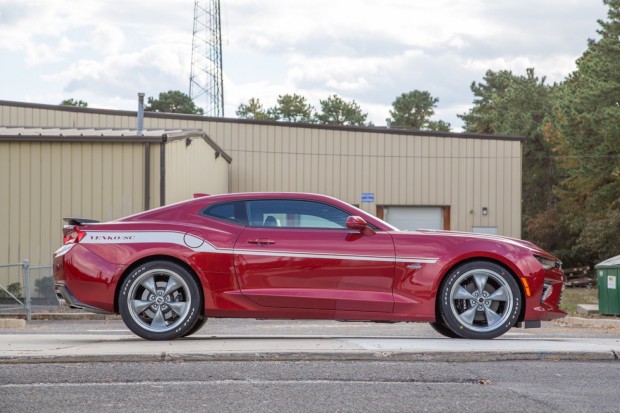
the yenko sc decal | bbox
[80,231,218,253]
[88,234,136,241]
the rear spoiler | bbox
[63,217,100,226]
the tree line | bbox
[61,0,619,267]
[63,90,452,131]
[235,91,451,131]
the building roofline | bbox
[162,131,233,163]
[0,99,526,141]
[0,134,162,143]
[0,129,232,163]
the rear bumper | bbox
[53,243,121,313]
[54,283,112,315]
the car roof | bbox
[119,192,349,221]
[198,192,341,202]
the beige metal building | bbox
[0,100,524,273]
[0,125,230,289]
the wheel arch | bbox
[434,257,527,324]
[113,254,204,315]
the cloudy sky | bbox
[0,0,609,130]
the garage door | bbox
[384,206,444,231]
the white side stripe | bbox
[78,231,438,264]
[235,249,437,263]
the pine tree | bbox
[547,0,620,264]
[459,69,556,240]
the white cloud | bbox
[462,53,580,84]
[287,54,384,92]
[43,41,190,99]
[91,25,126,55]
[0,0,610,129]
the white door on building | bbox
[384,206,444,231]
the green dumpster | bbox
[596,255,620,316]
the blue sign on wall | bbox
[361,192,375,203]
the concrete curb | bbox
[1,313,619,326]
[0,350,618,365]
[576,304,599,316]
[556,316,620,329]
[0,313,121,321]
[0,318,26,328]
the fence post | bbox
[22,259,31,322]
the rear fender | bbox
[113,255,205,315]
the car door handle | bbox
[247,238,276,245]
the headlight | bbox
[534,255,560,270]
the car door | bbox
[233,199,396,312]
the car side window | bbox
[247,200,350,229]
[201,201,247,225]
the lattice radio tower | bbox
[189,0,224,117]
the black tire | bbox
[429,321,463,338]
[438,261,521,339]
[182,316,208,338]
[119,260,202,341]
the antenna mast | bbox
[189,0,224,117]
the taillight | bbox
[63,229,86,244]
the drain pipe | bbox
[137,92,145,136]
[138,92,150,210]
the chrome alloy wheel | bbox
[127,268,192,333]
[449,268,514,333]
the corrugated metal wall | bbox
[0,140,150,281]
[0,102,522,243]
[164,137,229,204]
[142,119,521,239]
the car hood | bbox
[391,229,554,257]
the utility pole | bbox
[189,0,224,117]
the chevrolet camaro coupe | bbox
[53,192,566,340]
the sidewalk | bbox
[1,318,619,364]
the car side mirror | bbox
[346,216,375,236]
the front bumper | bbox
[523,265,567,322]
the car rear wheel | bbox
[119,261,202,341]
[429,321,462,338]
[439,261,521,339]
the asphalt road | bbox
[1,359,619,412]
[2,319,620,412]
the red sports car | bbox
[53,192,565,340]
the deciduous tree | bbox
[272,94,314,123]
[145,90,204,115]
[236,98,275,120]
[60,98,88,107]
[389,90,450,131]
[315,95,368,126]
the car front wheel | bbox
[183,316,208,337]
[439,261,521,339]
[119,261,202,341]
